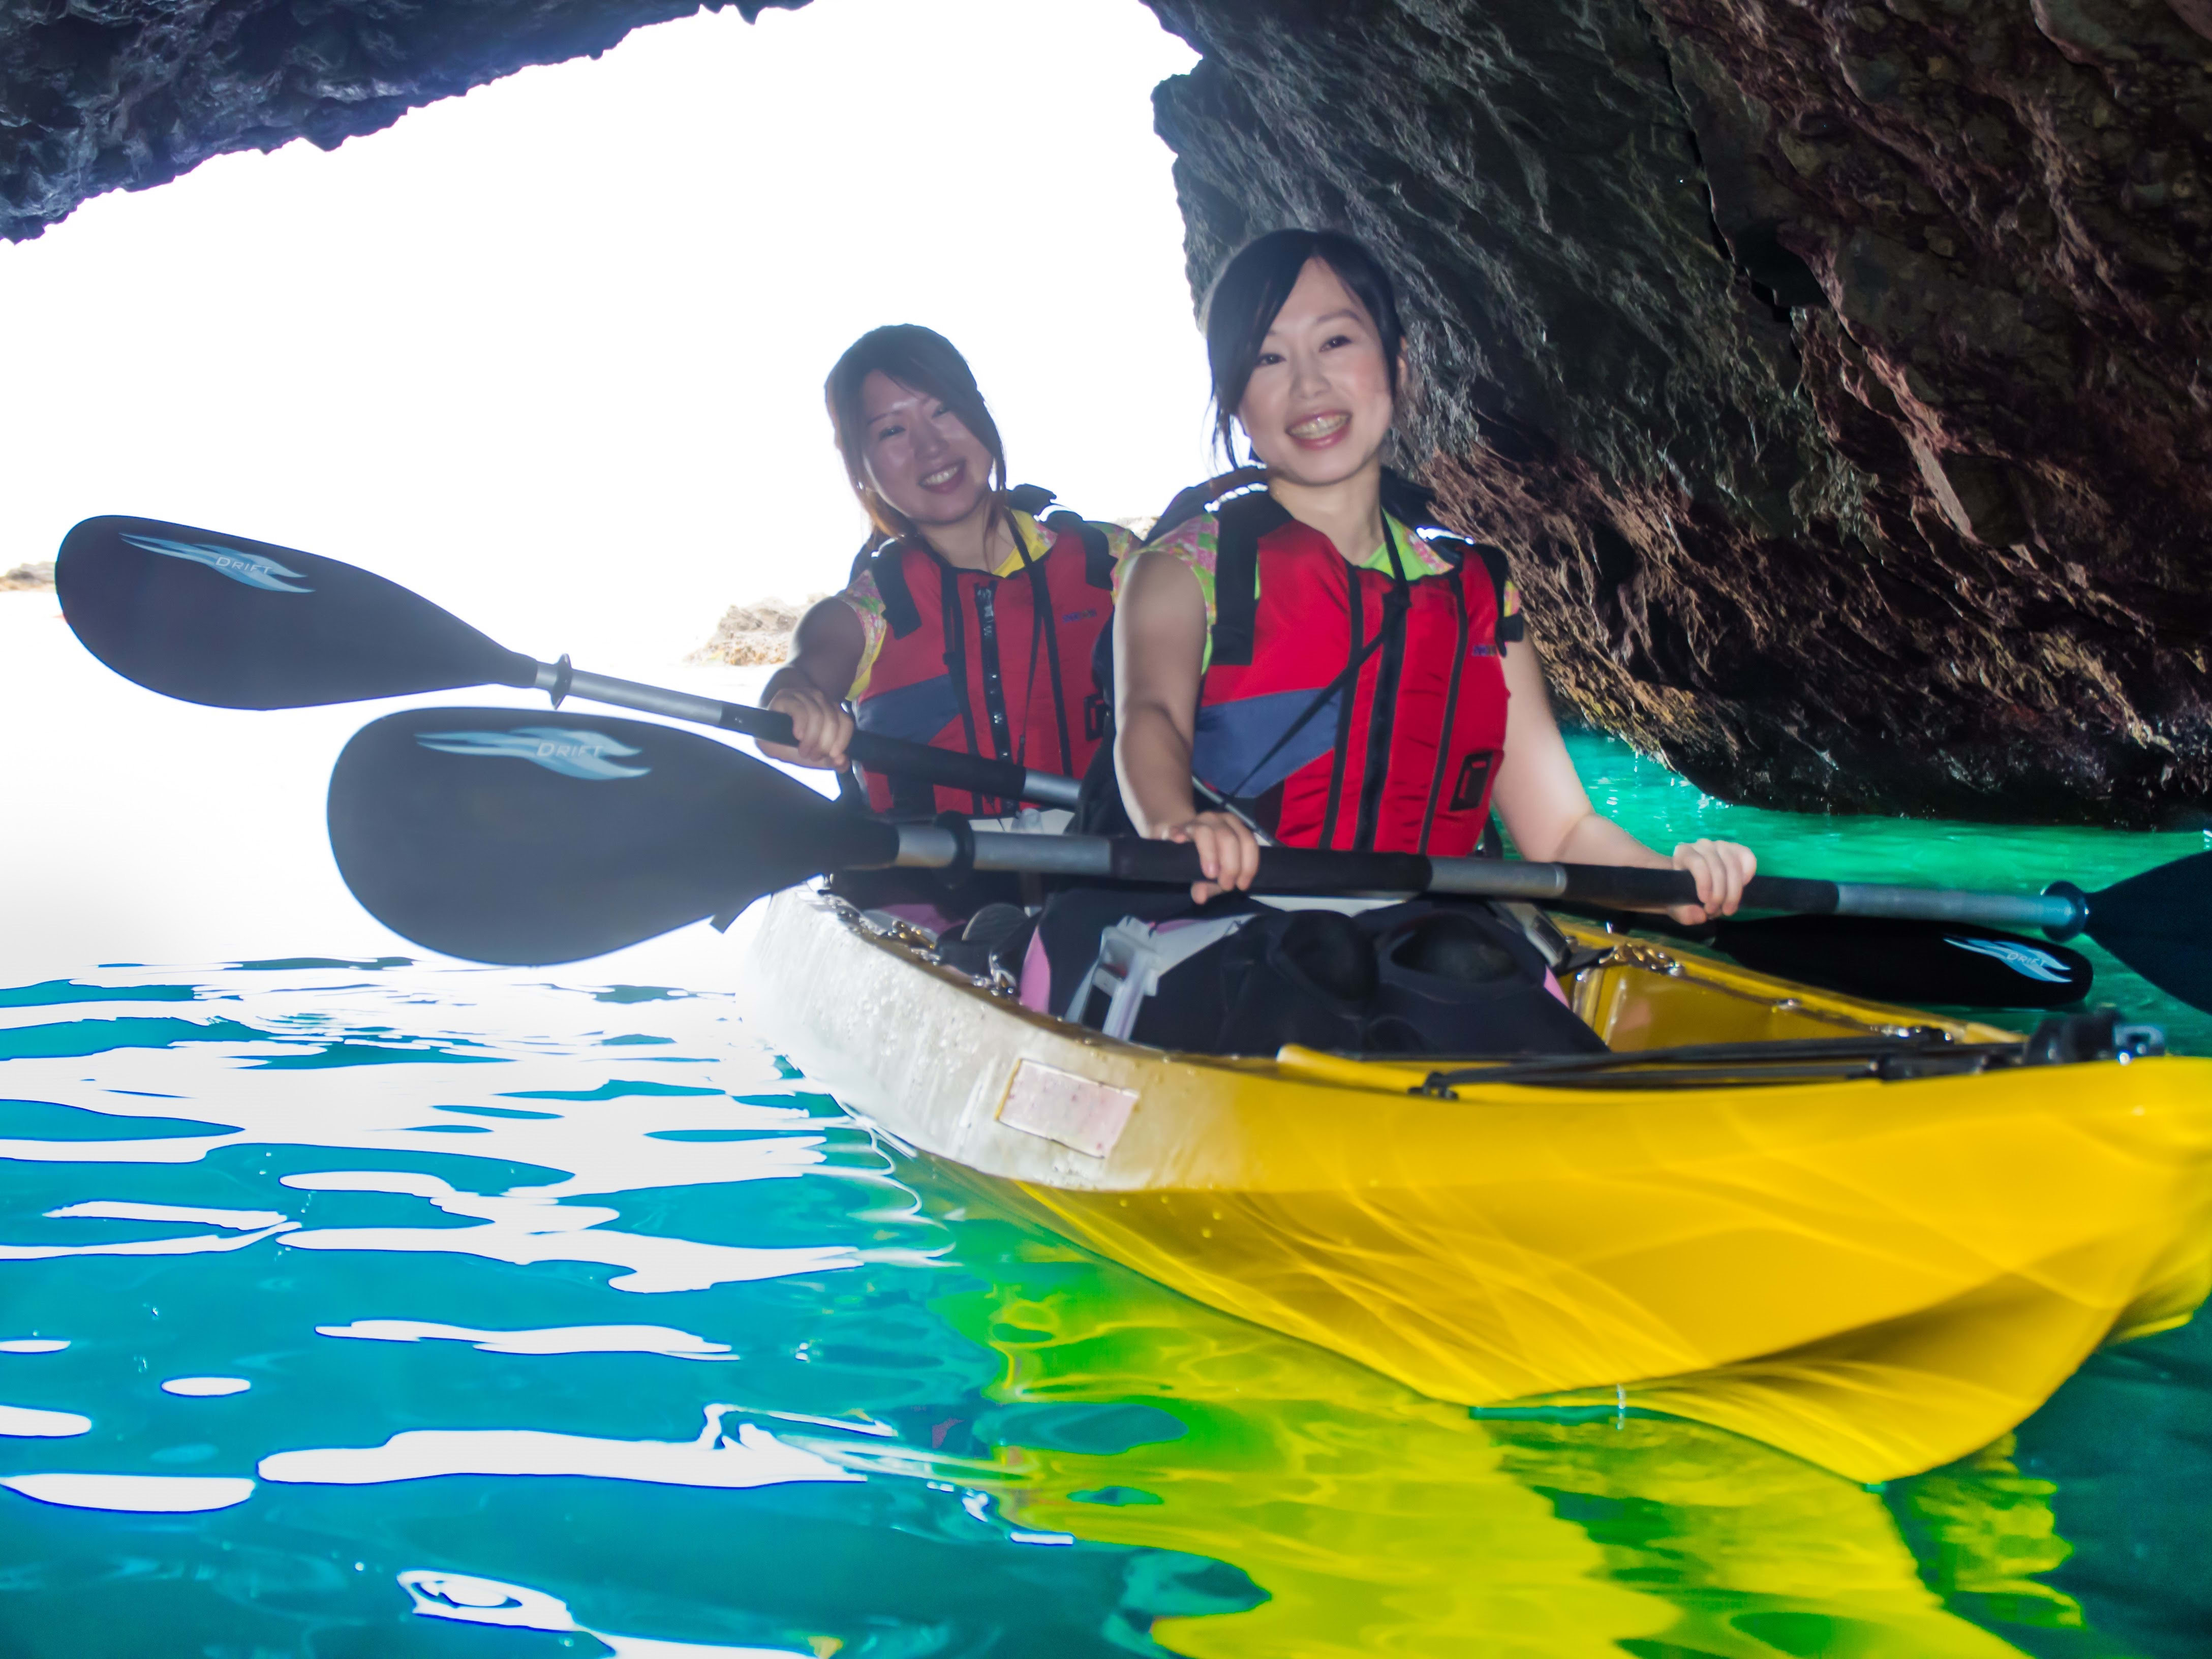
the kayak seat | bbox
[933,902,1039,981]
[1033,889,1607,1059]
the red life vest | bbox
[851,501,1117,816]
[1175,482,1519,856]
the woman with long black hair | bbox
[1114,229,1755,918]
[1029,230,1756,1055]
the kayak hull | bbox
[746,889,2212,1480]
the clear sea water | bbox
[2,730,2205,1657]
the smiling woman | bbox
[758,325,1136,840]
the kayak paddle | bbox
[54,514,1080,810]
[1570,910,2095,1011]
[324,708,2212,1019]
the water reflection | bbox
[401,1569,815,1656]
[0,960,2200,1655]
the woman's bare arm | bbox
[759,597,865,768]
[1114,550,1260,901]
[1489,623,1754,923]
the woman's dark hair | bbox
[824,324,1008,542]
[1200,229,1406,462]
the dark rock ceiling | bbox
[5,0,2208,823]
[0,1,803,242]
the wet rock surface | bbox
[5,0,2207,821]
[1148,0,2212,824]
[0,0,801,243]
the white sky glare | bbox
[0,0,1210,973]
[2,0,1208,661]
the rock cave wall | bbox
[5,0,2207,822]
[1147,0,2212,825]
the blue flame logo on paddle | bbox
[120,533,313,594]
[415,727,651,781]
[1944,935,2073,984]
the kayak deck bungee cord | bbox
[742,888,2212,1485]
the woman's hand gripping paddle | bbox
[329,707,2212,1019]
[54,514,1080,809]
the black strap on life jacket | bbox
[1378,467,1521,645]
[870,544,926,640]
[1418,562,1472,847]
[1146,468,1268,546]
[1009,528,1073,776]
[1349,519,1417,851]
[1043,507,1117,592]
[1218,556,1408,811]
[1209,487,1293,668]
[935,561,989,816]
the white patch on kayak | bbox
[997,1060,1135,1159]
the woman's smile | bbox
[1286,410,1351,447]
[918,459,968,493]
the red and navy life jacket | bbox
[851,488,1118,816]
[1160,475,1520,857]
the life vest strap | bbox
[1210,489,1293,668]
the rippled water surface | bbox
[2,736,2206,1656]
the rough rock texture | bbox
[1,560,55,591]
[0,0,802,242]
[1149,0,2212,824]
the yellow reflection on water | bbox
[928,1220,2055,1659]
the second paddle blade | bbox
[328,708,899,965]
[58,515,539,708]
[2089,851,2212,1015]
[1713,915,2093,1010]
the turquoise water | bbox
[0,742,2205,1655]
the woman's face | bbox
[858,370,995,530]
[1235,258,1398,487]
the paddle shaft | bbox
[539,663,1083,811]
[886,826,2091,935]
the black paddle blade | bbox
[1712,915,2093,1010]
[328,709,899,965]
[2089,852,2212,1014]
[57,515,540,709]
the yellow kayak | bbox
[745,888,2212,1481]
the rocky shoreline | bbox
[1,562,54,593]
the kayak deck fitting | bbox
[746,889,2212,1483]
